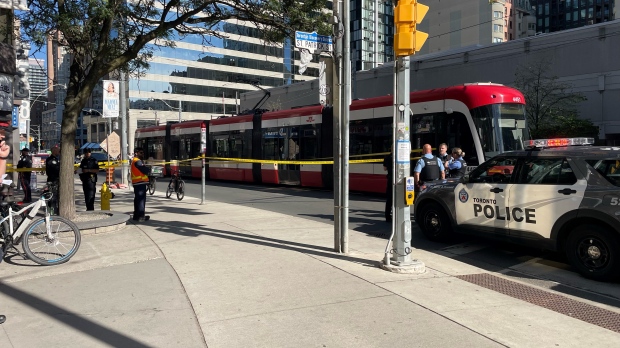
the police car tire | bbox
[418,202,453,242]
[565,225,620,282]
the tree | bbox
[514,57,588,139]
[18,0,330,218]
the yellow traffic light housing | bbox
[394,0,429,57]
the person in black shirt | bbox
[45,146,61,183]
[382,150,393,223]
[79,148,100,211]
[17,148,32,203]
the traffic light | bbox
[394,0,429,57]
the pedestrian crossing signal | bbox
[394,0,429,57]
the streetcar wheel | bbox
[418,202,453,242]
[565,225,620,282]
[177,181,185,201]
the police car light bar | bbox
[525,137,594,148]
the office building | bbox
[534,0,616,33]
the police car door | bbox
[508,157,586,240]
[454,156,516,235]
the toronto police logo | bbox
[459,188,469,203]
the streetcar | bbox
[134,83,529,193]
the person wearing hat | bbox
[17,147,32,203]
[79,148,100,211]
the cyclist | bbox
[131,147,151,222]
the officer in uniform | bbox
[446,147,467,179]
[17,147,32,203]
[45,146,61,213]
[437,143,450,163]
[413,144,445,189]
[131,147,151,222]
[79,148,99,211]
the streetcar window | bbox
[349,118,391,159]
[300,125,320,159]
[171,140,180,160]
[263,127,280,160]
[212,136,229,157]
[411,112,477,165]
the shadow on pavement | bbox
[0,281,151,347]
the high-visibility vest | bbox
[131,157,149,184]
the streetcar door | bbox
[277,126,300,185]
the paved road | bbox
[144,176,620,302]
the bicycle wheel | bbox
[22,216,81,266]
[148,177,156,195]
[166,180,173,198]
[176,180,185,201]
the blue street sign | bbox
[12,106,18,127]
[295,31,333,52]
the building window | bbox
[528,23,536,30]
[494,11,503,19]
[493,37,503,43]
[493,24,503,32]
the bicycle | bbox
[42,181,59,215]
[0,192,81,266]
[147,176,156,195]
[165,170,185,201]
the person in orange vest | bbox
[131,147,151,222]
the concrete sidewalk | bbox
[1,184,619,347]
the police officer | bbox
[79,148,99,211]
[17,147,32,203]
[446,147,467,179]
[45,146,61,213]
[131,147,151,222]
[45,146,61,183]
[413,144,445,188]
[382,149,393,223]
[437,143,450,163]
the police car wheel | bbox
[418,202,453,242]
[565,225,620,282]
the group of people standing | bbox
[383,142,467,222]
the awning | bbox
[79,142,102,150]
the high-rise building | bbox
[534,0,616,33]
[28,58,47,143]
[351,0,395,71]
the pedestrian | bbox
[79,148,99,211]
[446,147,467,179]
[382,149,393,223]
[413,144,445,189]
[0,125,11,324]
[45,146,61,213]
[17,147,32,203]
[131,147,151,222]
[437,143,449,163]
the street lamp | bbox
[49,121,61,146]
[148,107,158,125]
[29,83,66,149]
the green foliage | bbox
[532,114,599,140]
[514,57,588,138]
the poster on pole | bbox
[102,80,119,118]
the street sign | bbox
[295,31,333,53]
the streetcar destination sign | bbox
[295,31,333,52]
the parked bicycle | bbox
[42,181,59,215]
[0,192,81,266]
[165,170,185,201]
[147,175,156,195]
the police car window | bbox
[522,158,576,185]
[468,157,516,183]
[586,160,620,187]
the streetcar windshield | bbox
[471,104,529,160]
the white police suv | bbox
[414,137,620,281]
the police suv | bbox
[414,137,620,282]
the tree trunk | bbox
[59,102,80,220]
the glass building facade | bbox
[350,0,395,71]
[535,0,616,33]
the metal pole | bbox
[332,0,343,252]
[178,100,182,122]
[340,0,351,254]
[26,119,30,151]
[200,156,205,204]
[120,71,128,187]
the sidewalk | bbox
[1,182,619,347]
